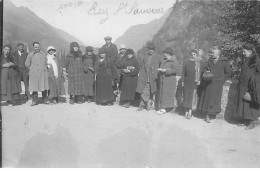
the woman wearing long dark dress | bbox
[182,49,205,119]
[198,46,231,123]
[82,46,95,103]
[63,42,84,104]
[94,48,117,105]
[156,47,179,115]
[1,44,21,106]
[233,44,260,130]
[119,49,139,108]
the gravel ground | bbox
[1,81,260,168]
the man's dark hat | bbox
[190,49,198,55]
[99,48,105,54]
[125,49,135,56]
[17,43,24,47]
[86,46,94,52]
[163,47,173,56]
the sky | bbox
[9,0,176,47]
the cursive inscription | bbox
[87,1,109,24]
[55,1,171,24]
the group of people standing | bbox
[1,36,260,130]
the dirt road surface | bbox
[1,93,260,168]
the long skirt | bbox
[48,76,58,99]
[120,75,138,101]
[1,79,20,101]
[95,66,114,104]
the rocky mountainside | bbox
[3,0,84,52]
[115,9,172,52]
[138,0,221,64]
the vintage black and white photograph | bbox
[0,0,260,168]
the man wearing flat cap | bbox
[136,42,163,111]
[12,43,30,102]
[101,36,118,66]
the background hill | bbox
[114,8,172,52]
[3,0,84,53]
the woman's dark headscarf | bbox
[242,43,259,67]
[70,42,81,56]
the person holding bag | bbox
[197,46,231,123]
[233,43,260,130]
[119,49,139,108]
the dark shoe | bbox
[43,98,50,104]
[31,101,37,106]
[7,101,14,106]
[76,101,83,104]
[187,113,192,120]
[53,99,58,104]
[69,99,75,105]
[245,123,255,130]
[107,102,113,106]
[124,102,130,108]
[137,105,144,111]
[205,114,211,123]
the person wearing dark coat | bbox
[233,43,260,130]
[182,49,205,119]
[136,42,162,111]
[25,42,49,106]
[12,43,30,102]
[1,44,21,106]
[94,48,117,105]
[198,46,231,123]
[119,49,140,108]
[101,36,119,65]
[63,42,84,104]
[156,47,179,115]
[82,46,95,103]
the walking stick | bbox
[94,73,97,102]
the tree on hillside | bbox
[218,0,260,54]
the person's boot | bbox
[69,96,75,104]
[42,91,50,104]
[205,114,211,123]
[124,101,130,108]
[137,104,144,111]
[53,97,58,104]
[31,98,37,106]
[87,96,91,103]
[75,95,83,104]
[7,100,14,106]
[245,121,255,130]
[31,93,38,106]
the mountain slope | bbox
[3,0,84,52]
[115,8,172,52]
[138,0,222,64]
